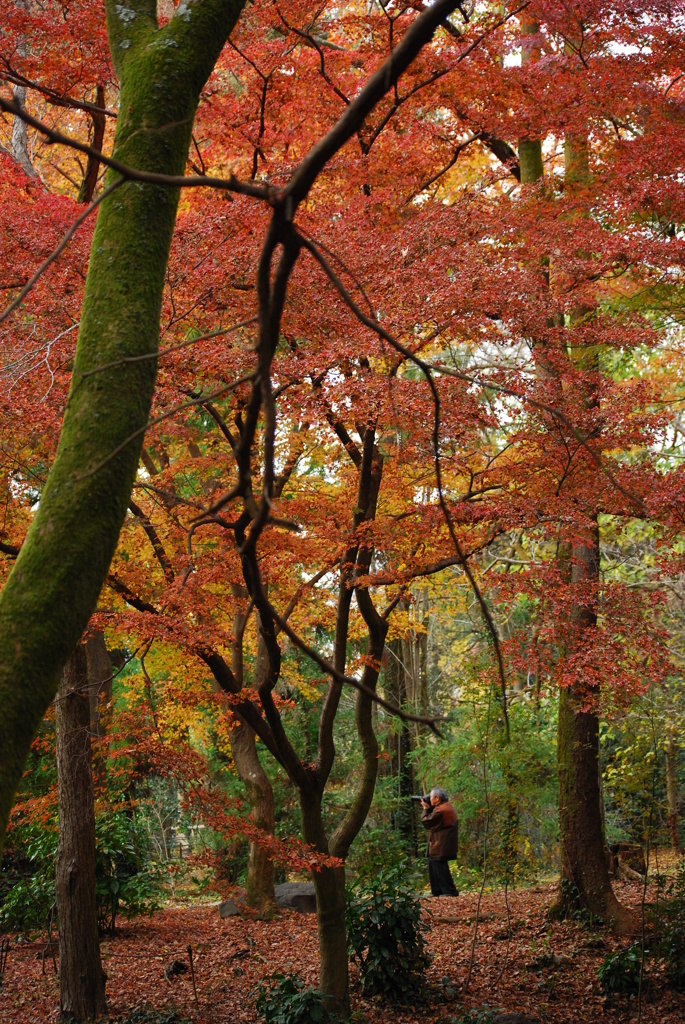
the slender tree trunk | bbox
[229,715,277,917]
[517,19,543,184]
[384,638,416,845]
[10,0,38,179]
[77,85,106,205]
[300,793,350,1017]
[85,630,112,791]
[225,589,278,917]
[56,645,107,1021]
[666,727,681,853]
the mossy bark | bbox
[553,528,632,932]
[550,131,633,932]
[300,792,350,1018]
[229,716,278,919]
[518,20,543,184]
[0,0,246,850]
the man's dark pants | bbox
[428,857,458,896]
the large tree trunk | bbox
[556,682,624,922]
[553,526,632,931]
[516,98,629,930]
[550,131,632,932]
[56,644,107,1021]
[0,0,247,852]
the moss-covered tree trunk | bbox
[229,715,277,918]
[300,791,350,1018]
[550,128,632,931]
[0,0,246,852]
[554,527,632,931]
[56,644,107,1021]
[384,638,417,846]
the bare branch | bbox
[0,97,272,200]
[72,374,257,483]
[284,0,469,208]
[78,316,258,379]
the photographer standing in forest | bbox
[421,787,459,897]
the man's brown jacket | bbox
[421,799,459,860]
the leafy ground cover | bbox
[2,879,684,1024]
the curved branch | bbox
[0,98,271,201]
[297,231,511,739]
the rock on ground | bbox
[274,882,317,913]
[218,881,317,918]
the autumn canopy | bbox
[0,0,684,1019]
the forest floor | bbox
[1,878,684,1024]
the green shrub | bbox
[255,972,334,1024]
[95,811,164,933]
[345,822,423,892]
[346,862,430,1002]
[119,1007,191,1024]
[597,943,646,1000]
[443,1008,498,1024]
[1,811,163,935]
[658,860,685,990]
[0,822,57,932]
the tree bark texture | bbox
[300,793,350,1018]
[10,0,38,179]
[56,644,107,1021]
[554,526,632,931]
[517,19,543,184]
[225,589,278,917]
[229,715,277,917]
[0,0,247,851]
[85,630,113,790]
[384,638,417,846]
[556,699,632,930]
[554,131,630,929]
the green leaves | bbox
[658,860,685,990]
[94,811,164,933]
[346,864,430,1002]
[597,943,646,1000]
[255,972,335,1024]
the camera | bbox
[411,794,431,803]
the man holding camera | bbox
[420,787,459,897]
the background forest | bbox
[0,0,685,1021]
